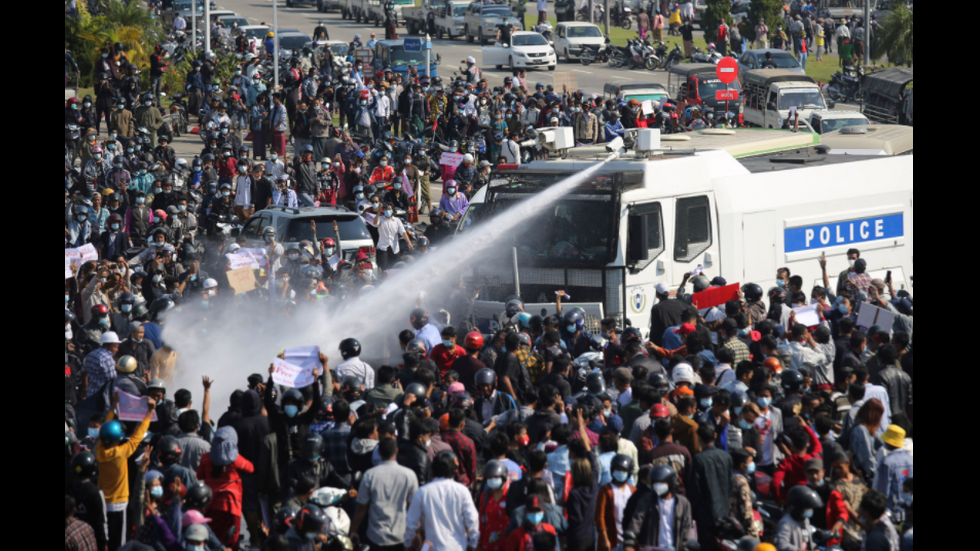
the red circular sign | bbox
[716,57,739,85]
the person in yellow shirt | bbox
[816,19,826,62]
[96,392,157,551]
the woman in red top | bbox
[507,494,557,551]
[196,426,254,550]
[479,460,512,551]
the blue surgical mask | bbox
[526,512,545,525]
[603,408,612,418]
[88,428,100,439]
[450,147,458,153]
[325,248,335,256]
[137,197,145,204]
[487,478,504,490]
[838,304,848,314]
[150,486,164,498]
[776,279,786,288]
[700,398,713,409]
[739,419,753,430]
[284,405,299,418]
[802,509,814,519]
[746,462,756,475]
[385,210,394,218]
[501,347,507,354]
[734,406,743,415]
[98,318,109,327]
[121,304,132,313]
[902,492,913,505]
[356,193,365,200]
[442,339,453,348]
[757,397,772,408]
[305,532,318,541]
[111,224,120,231]
[178,205,187,212]
[567,324,577,333]
[812,479,825,487]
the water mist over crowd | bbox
[166,154,620,404]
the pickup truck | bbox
[807,110,870,135]
[367,0,415,26]
[403,0,470,39]
[464,3,515,45]
[343,0,379,25]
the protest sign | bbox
[792,305,822,327]
[65,254,75,279]
[271,346,321,389]
[642,100,654,115]
[552,72,578,91]
[691,283,740,310]
[440,152,465,168]
[856,302,895,331]
[227,266,259,295]
[240,248,269,268]
[76,243,98,264]
[116,390,159,422]
[226,253,259,270]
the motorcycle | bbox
[662,43,683,70]
[827,65,866,103]
[65,124,81,165]
[691,45,723,64]
[610,2,632,29]
[580,39,611,66]
[607,42,630,69]
[639,39,661,71]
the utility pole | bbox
[273,0,280,90]
[863,0,871,64]
[204,0,211,55]
[191,0,197,54]
[604,0,610,35]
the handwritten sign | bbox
[116,390,159,422]
[226,253,259,270]
[227,266,259,295]
[642,100,654,115]
[272,346,321,389]
[65,251,79,279]
[440,152,465,168]
[240,248,269,268]
[76,244,99,264]
[856,302,895,332]
[552,72,578,92]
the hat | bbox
[181,510,213,527]
[694,385,716,400]
[672,363,695,385]
[355,252,370,263]
[613,368,633,382]
[804,458,824,472]
[184,524,209,543]
[655,282,670,295]
[673,323,697,336]
[478,160,491,168]
[145,470,163,483]
[525,494,544,510]
[354,34,361,39]
[651,404,670,419]
[448,382,466,394]
[871,278,886,292]
[854,258,868,271]
[466,56,476,64]
[128,321,143,333]
[100,332,122,345]
[882,425,906,448]
[710,277,727,287]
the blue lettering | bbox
[784,214,904,253]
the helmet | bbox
[505,298,524,318]
[781,369,805,394]
[261,226,277,239]
[691,276,711,293]
[158,435,183,464]
[120,292,136,306]
[611,453,634,473]
[304,434,325,461]
[283,388,304,405]
[295,504,328,535]
[416,236,430,249]
[708,42,716,50]
[406,339,427,357]
[621,327,643,344]
[116,356,138,374]
[648,372,670,393]
[185,482,212,509]
[787,485,823,511]
[475,368,497,387]
[108,213,123,226]
[66,310,76,324]
[449,392,474,411]
[585,372,606,395]
[410,308,429,330]
[275,506,298,534]
[99,421,126,445]
[462,154,474,164]
[339,338,362,359]
[763,357,783,374]
[731,391,748,409]
[71,451,98,479]
[742,283,763,302]
[341,377,365,400]
[484,460,508,480]
[650,464,677,484]
[464,332,484,350]
[90,303,109,317]
[405,383,428,400]
[562,310,585,332]
[302,144,314,153]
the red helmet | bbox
[763,357,783,374]
[464,332,484,350]
[66,98,78,107]
[91,304,109,315]
[651,404,670,419]
[321,238,336,248]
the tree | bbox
[743,0,784,43]
[877,4,913,67]
[701,0,733,44]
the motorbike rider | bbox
[79,95,99,133]
[134,93,163,151]
[774,485,825,551]
[439,180,469,224]
[423,209,453,245]
[109,96,134,141]
[154,136,177,171]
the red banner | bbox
[691,283,740,310]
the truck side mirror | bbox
[627,211,650,266]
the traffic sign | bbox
[716,57,738,84]
[716,90,739,101]
[355,48,374,65]
[403,38,422,53]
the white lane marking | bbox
[444,65,459,69]
[611,76,633,80]
[470,49,481,52]
[572,69,592,74]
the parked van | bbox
[742,69,828,128]
[667,64,744,118]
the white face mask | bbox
[848,259,856,267]
[653,483,669,497]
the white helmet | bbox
[203,278,218,290]
[672,363,695,385]
[463,154,474,164]
[466,56,476,64]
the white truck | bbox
[343,0,379,25]
[741,69,829,129]
[403,0,471,39]
[458,130,913,338]
[367,0,415,26]
[807,110,870,135]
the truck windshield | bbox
[698,78,741,99]
[483,7,513,17]
[627,93,669,104]
[779,88,826,110]
[567,26,602,38]
[453,5,468,16]
[390,47,427,67]
[490,194,616,267]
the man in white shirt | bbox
[336,351,376,390]
[404,451,480,551]
[375,204,414,272]
[234,161,253,221]
[173,14,187,31]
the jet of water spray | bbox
[164,154,620,401]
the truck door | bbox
[672,194,718,287]
[742,211,776,284]
[766,88,779,128]
[626,201,668,339]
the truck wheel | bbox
[466,27,473,43]
[564,49,572,64]
[437,28,444,40]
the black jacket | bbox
[649,298,698,347]
[872,365,912,417]
[233,390,272,464]
[283,455,350,497]
[397,440,430,487]
[70,478,108,550]
[294,159,318,195]
[265,375,323,467]
[686,444,733,525]
[623,488,692,550]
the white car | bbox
[482,32,557,71]
[554,22,606,62]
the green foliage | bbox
[65,1,165,88]
[701,0,733,44]
[743,0,784,42]
[878,4,913,67]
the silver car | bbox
[464,4,515,45]
[173,0,206,21]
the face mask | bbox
[394,184,402,191]
[150,486,164,499]
[482,477,505,491]
[153,241,165,248]
[356,193,365,200]
[424,439,432,449]
[284,405,299,418]
[222,191,231,197]
[154,187,162,194]
[380,161,388,167]
[746,462,756,474]
[127,148,134,153]
[812,479,825,488]
[567,324,577,333]
[145,102,152,107]
[802,509,814,519]
[94,155,103,161]
[111,224,120,231]
[88,428,100,439]
[450,147,457,153]
[325,248,335,256]
[700,399,713,409]
[404,159,412,165]
[848,259,856,268]
[133,338,143,344]
[98,318,110,327]
[776,279,785,288]
[271,155,278,161]
[527,512,545,525]
[653,483,670,497]
[838,304,849,314]
[333,162,341,168]
[758,397,772,408]
[152,275,162,283]
[447,188,456,195]
[76,214,87,222]
[187,546,205,551]
[137,197,145,204]
[121,304,132,313]
[902,492,913,505]
[603,409,612,418]
[305,533,317,541]
[84,102,92,108]
[66,325,73,339]
[613,471,629,484]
